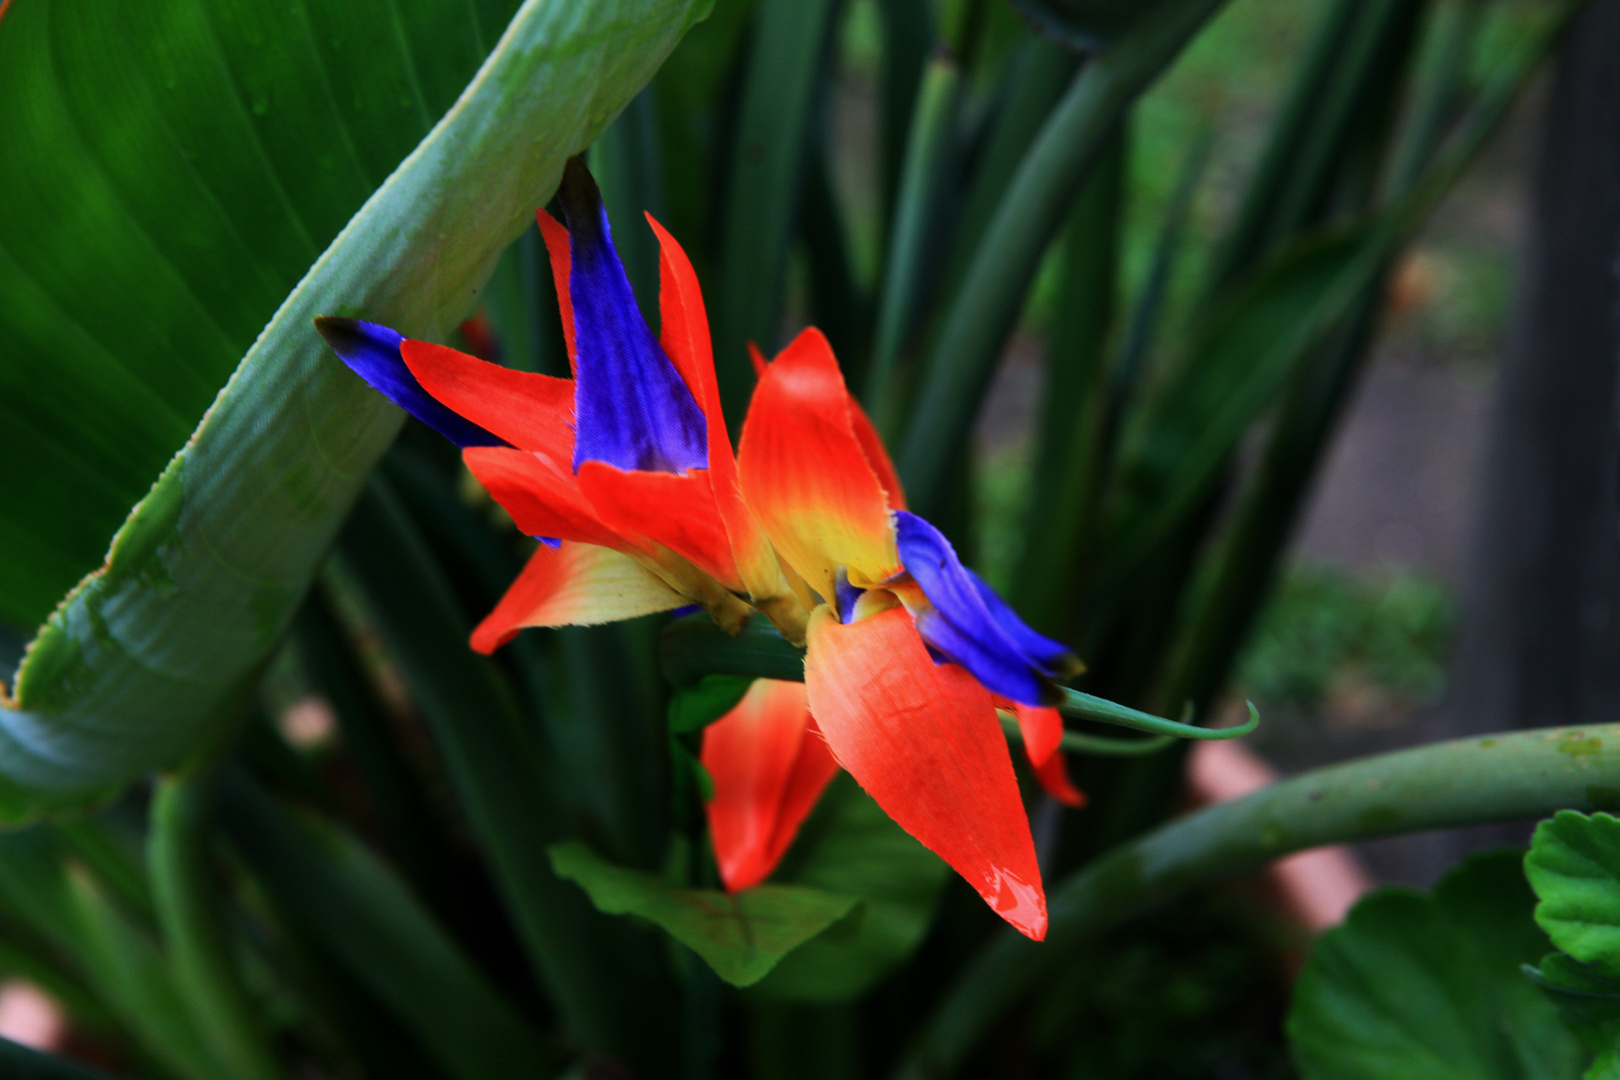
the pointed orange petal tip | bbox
[702,680,839,892]
[470,541,686,652]
[803,606,1047,940]
[536,207,578,375]
[747,341,768,380]
[400,340,574,454]
[737,328,899,602]
[1034,752,1086,808]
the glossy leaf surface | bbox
[0,0,516,628]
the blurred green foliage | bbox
[1238,567,1454,718]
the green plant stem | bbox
[997,713,1173,757]
[1059,689,1257,740]
[149,764,281,1080]
[894,722,1620,1079]
[897,0,1227,516]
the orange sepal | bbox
[576,462,743,592]
[803,606,1047,940]
[737,328,899,602]
[701,679,840,893]
[400,340,574,455]
[462,447,625,550]
[647,214,788,610]
[536,208,578,376]
[471,541,687,653]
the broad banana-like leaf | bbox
[0,0,712,816]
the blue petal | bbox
[965,568,1073,677]
[557,158,707,475]
[893,510,1072,706]
[315,317,506,449]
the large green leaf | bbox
[749,774,950,1002]
[0,0,711,814]
[549,841,857,987]
[0,0,517,629]
[1288,851,1585,1080]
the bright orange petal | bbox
[803,606,1047,940]
[737,328,899,602]
[471,541,687,653]
[848,393,905,511]
[536,208,578,376]
[400,340,574,455]
[462,446,625,550]
[701,679,839,892]
[576,462,743,592]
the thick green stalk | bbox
[149,765,281,1080]
[895,723,1620,1079]
[896,0,1227,516]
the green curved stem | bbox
[1060,690,1258,740]
[894,722,1620,1079]
[150,763,282,1080]
[997,711,1173,757]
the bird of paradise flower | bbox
[317,157,1252,941]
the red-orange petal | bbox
[848,394,906,511]
[471,541,687,653]
[576,462,743,592]
[536,208,578,376]
[1033,752,1086,809]
[803,606,1047,940]
[462,446,625,550]
[646,215,787,608]
[701,679,840,893]
[737,328,899,602]
[400,340,574,455]
[1014,704,1062,768]
[1001,702,1085,807]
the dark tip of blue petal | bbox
[556,157,707,475]
[315,317,506,449]
[894,510,1078,706]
